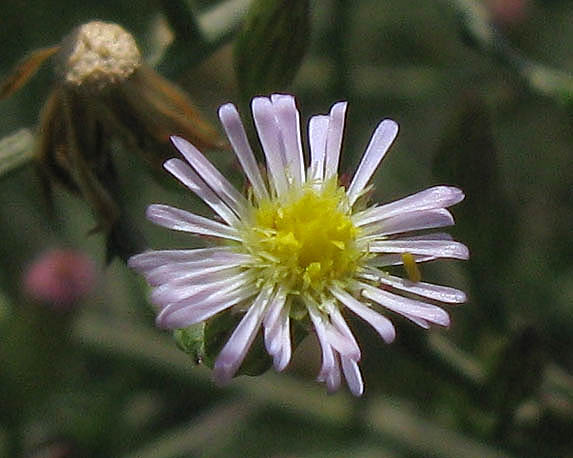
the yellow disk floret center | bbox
[244,179,362,295]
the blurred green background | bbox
[0,0,572,456]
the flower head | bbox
[129,94,469,396]
[1,21,225,258]
[55,21,142,91]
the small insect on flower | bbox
[1,21,225,256]
[129,94,469,396]
[401,252,422,283]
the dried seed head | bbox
[56,21,142,91]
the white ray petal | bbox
[271,94,305,186]
[308,305,336,382]
[155,278,256,318]
[330,286,396,343]
[347,119,399,206]
[164,159,239,226]
[353,186,465,226]
[171,136,249,216]
[128,247,230,272]
[325,353,342,393]
[146,204,241,241]
[358,209,454,239]
[145,259,248,287]
[368,240,469,260]
[251,97,288,196]
[341,357,364,397]
[399,232,454,241]
[262,284,288,331]
[218,103,269,202]
[359,269,467,303]
[400,313,430,329]
[365,233,456,266]
[156,282,259,329]
[308,114,329,182]
[213,284,275,384]
[326,302,361,361]
[263,287,288,355]
[151,269,254,307]
[324,325,360,361]
[361,283,450,327]
[273,308,292,371]
[324,102,347,179]
[144,251,253,286]
[265,317,282,356]
[265,300,292,371]
[366,254,438,267]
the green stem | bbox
[123,398,255,458]
[0,128,34,179]
[441,0,573,103]
[158,0,204,43]
[157,0,252,78]
[428,333,486,387]
[73,311,351,425]
[74,313,513,457]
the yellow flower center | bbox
[243,179,362,296]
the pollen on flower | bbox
[243,178,363,296]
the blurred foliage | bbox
[0,0,572,457]
[234,0,310,107]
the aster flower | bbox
[129,94,469,396]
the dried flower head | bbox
[129,94,469,396]
[1,21,226,258]
[55,21,142,91]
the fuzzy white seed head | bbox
[56,21,142,91]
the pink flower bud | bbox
[486,0,530,27]
[23,249,97,308]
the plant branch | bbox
[442,0,573,104]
